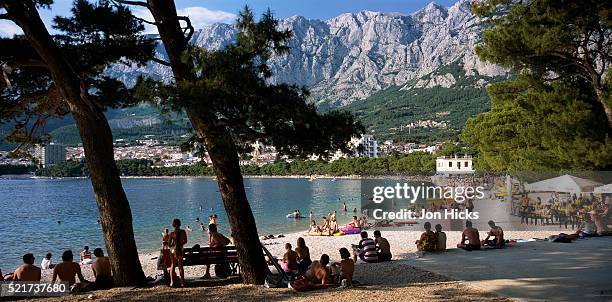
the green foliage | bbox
[0,0,154,147]
[134,8,363,159]
[473,0,612,119]
[463,0,612,171]
[0,164,37,175]
[462,75,612,171]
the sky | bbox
[0,0,458,36]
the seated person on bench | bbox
[203,223,231,279]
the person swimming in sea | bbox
[342,202,348,212]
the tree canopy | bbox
[463,0,612,171]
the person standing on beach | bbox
[169,218,187,287]
[13,253,41,281]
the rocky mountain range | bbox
[110,0,506,109]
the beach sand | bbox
[30,228,565,301]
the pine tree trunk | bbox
[188,112,268,284]
[3,1,145,285]
[147,0,269,284]
[73,111,145,286]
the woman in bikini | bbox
[169,218,187,287]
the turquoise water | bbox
[0,178,361,270]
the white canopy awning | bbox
[594,183,612,194]
[525,175,603,193]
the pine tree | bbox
[119,1,363,284]
[462,0,612,171]
[0,0,154,285]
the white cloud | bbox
[0,20,22,37]
[133,6,235,34]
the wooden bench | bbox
[157,246,240,279]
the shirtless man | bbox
[169,218,188,287]
[52,250,88,286]
[91,248,113,289]
[14,253,41,281]
[457,220,481,251]
[306,254,332,285]
[80,246,92,265]
[203,223,230,279]
[374,230,392,261]
[482,220,504,248]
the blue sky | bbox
[1,0,458,36]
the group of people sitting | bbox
[1,248,113,292]
[276,230,392,291]
[307,212,371,236]
[307,211,341,236]
[413,220,504,253]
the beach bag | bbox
[265,271,290,288]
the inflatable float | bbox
[339,225,361,234]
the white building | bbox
[436,155,474,175]
[34,144,66,167]
[351,135,378,158]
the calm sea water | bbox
[0,178,362,270]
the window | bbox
[465,161,469,167]
[449,162,452,167]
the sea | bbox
[0,177,363,270]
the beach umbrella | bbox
[594,183,612,194]
[525,174,602,193]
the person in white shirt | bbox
[41,253,55,269]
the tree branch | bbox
[178,16,194,42]
[0,13,10,20]
[131,14,158,26]
[110,0,149,7]
[151,57,171,67]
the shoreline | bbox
[2,174,436,181]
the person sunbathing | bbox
[52,250,89,287]
[348,216,361,228]
[415,222,437,252]
[482,220,504,248]
[374,230,392,261]
[91,248,113,289]
[14,253,41,282]
[278,243,299,274]
[308,220,322,235]
[457,220,481,251]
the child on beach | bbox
[332,248,354,287]
[169,218,187,287]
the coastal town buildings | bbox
[435,155,474,175]
[34,144,66,167]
